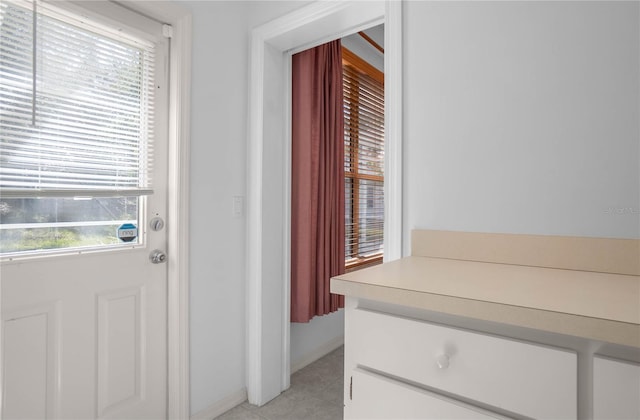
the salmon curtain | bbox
[291,40,345,323]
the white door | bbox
[0,1,169,418]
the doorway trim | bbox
[165,10,192,420]
[247,0,402,405]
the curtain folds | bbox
[291,40,345,323]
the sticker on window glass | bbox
[117,223,138,242]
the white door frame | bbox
[247,0,402,405]
[136,4,192,418]
[164,8,192,420]
[117,3,192,417]
[0,2,192,418]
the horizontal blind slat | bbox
[0,1,155,192]
[0,188,153,198]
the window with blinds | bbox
[343,47,384,269]
[0,0,156,255]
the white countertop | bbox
[331,256,640,348]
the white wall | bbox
[403,1,640,254]
[186,1,248,414]
[290,310,344,370]
[183,0,639,415]
[183,1,310,415]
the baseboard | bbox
[190,388,247,420]
[290,335,344,374]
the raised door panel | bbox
[346,368,509,420]
[97,287,145,418]
[594,356,640,419]
[2,303,60,419]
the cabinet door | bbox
[345,368,510,420]
[594,356,640,419]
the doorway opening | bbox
[289,24,385,375]
[247,1,402,406]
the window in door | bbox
[343,46,384,270]
[0,0,157,256]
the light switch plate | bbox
[232,196,244,218]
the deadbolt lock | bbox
[150,217,165,232]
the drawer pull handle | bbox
[436,354,450,369]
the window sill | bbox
[346,255,383,273]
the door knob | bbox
[149,249,167,264]
[436,354,450,369]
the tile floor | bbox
[214,346,344,420]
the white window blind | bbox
[343,47,384,266]
[0,0,156,199]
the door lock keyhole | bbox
[150,217,165,232]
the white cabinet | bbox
[348,368,509,419]
[334,232,640,420]
[345,307,578,419]
[593,356,640,419]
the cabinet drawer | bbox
[346,368,509,420]
[593,356,640,419]
[349,308,577,419]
